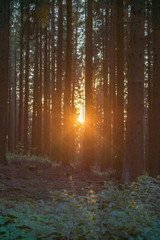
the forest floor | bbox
[0,158,114,205]
[0,158,160,239]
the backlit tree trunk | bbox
[63,0,72,166]
[124,0,145,182]
[31,23,39,155]
[116,0,124,179]
[102,1,111,170]
[37,27,43,155]
[148,0,160,177]
[83,0,93,171]
[18,0,24,144]
[54,0,63,162]
[43,25,50,156]
[0,0,10,165]
[24,1,30,153]
[109,0,116,168]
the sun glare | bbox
[77,108,84,124]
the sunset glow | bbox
[77,108,84,124]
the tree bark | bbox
[0,0,10,165]
[83,0,93,171]
[24,1,30,152]
[43,25,50,156]
[37,27,43,155]
[18,0,24,144]
[54,0,63,162]
[124,0,145,182]
[51,1,56,160]
[63,0,72,166]
[102,1,111,170]
[116,0,124,180]
[148,0,160,177]
[109,0,116,168]
[31,22,39,155]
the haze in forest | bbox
[0,0,160,183]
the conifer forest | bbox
[0,0,160,239]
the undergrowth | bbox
[6,152,60,167]
[7,152,49,162]
[0,175,160,239]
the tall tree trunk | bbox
[44,26,50,155]
[148,0,160,177]
[24,1,30,153]
[13,40,17,150]
[0,0,10,165]
[146,0,151,172]
[51,1,56,160]
[102,1,111,170]
[18,0,24,144]
[124,0,145,182]
[63,0,72,166]
[47,10,51,158]
[54,0,63,162]
[31,24,38,155]
[37,27,43,155]
[8,55,12,152]
[116,0,124,180]
[109,0,116,168]
[83,0,93,171]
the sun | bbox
[77,108,84,124]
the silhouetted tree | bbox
[102,0,111,170]
[148,0,160,177]
[31,18,39,155]
[83,0,93,171]
[63,0,73,166]
[0,0,10,165]
[124,0,145,182]
[24,0,30,152]
[115,0,124,179]
[18,0,24,144]
[54,0,63,162]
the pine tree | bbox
[54,0,63,162]
[24,0,30,153]
[83,0,93,171]
[102,0,111,170]
[63,0,73,166]
[0,0,10,165]
[116,0,124,179]
[124,0,145,182]
[18,0,24,144]
[148,0,160,177]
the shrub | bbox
[0,175,160,239]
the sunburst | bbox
[77,108,84,124]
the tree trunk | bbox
[13,40,17,151]
[83,0,93,171]
[0,0,10,165]
[24,1,30,153]
[102,1,111,170]
[54,0,63,162]
[148,0,160,177]
[18,0,24,144]
[37,27,43,155]
[51,1,56,160]
[146,0,152,172]
[116,0,124,180]
[43,25,50,156]
[109,0,116,168]
[31,23,38,155]
[8,55,12,152]
[124,0,145,182]
[62,0,72,166]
